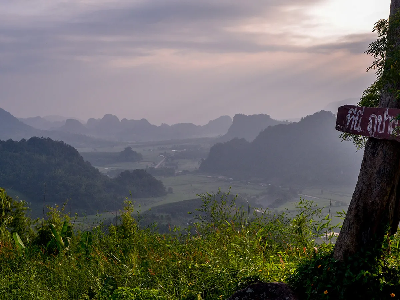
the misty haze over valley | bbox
[0,102,361,225]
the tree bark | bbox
[333,0,400,261]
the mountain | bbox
[16,107,232,142]
[43,115,70,122]
[0,108,39,140]
[89,114,122,135]
[59,119,89,135]
[1,108,111,148]
[200,115,232,136]
[218,114,287,142]
[200,111,363,185]
[0,137,166,215]
[18,116,65,130]
[56,114,232,141]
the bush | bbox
[2,187,389,300]
[0,188,32,243]
[288,232,400,299]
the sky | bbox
[0,0,392,125]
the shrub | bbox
[288,232,400,300]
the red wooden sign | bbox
[336,105,400,141]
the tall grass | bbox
[0,188,398,299]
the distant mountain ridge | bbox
[218,114,288,142]
[4,107,232,143]
[57,114,233,141]
[0,108,40,139]
[0,108,111,148]
[18,116,65,130]
[200,111,363,185]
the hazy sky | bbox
[0,0,391,125]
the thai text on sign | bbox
[336,105,400,141]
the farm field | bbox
[77,139,354,229]
[279,185,353,228]
[78,171,354,231]
[139,175,354,216]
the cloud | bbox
[0,0,330,70]
[0,0,382,124]
[309,33,375,54]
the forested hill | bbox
[0,137,166,215]
[217,114,287,142]
[200,111,363,185]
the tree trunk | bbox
[333,0,400,261]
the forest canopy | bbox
[0,137,166,215]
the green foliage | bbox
[48,221,73,253]
[2,187,397,299]
[0,188,32,243]
[78,231,94,259]
[0,137,166,215]
[12,232,26,253]
[111,287,166,300]
[343,13,400,148]
[32,203,73,255]
[193,189,245,228]
[339,133,368,151]
[358,18,389,108]
[288,232,400,299]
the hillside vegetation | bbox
[80,147,143,167]
[0,137,166,215]
[201,111,363,185]
[1,188,400,300]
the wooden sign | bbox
[336,105,400,141]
